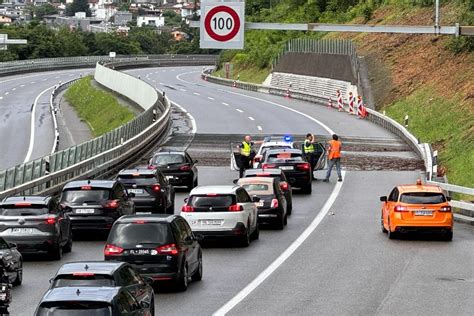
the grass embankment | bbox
[213,66,270,84]
[65,76,135,137]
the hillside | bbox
[217,0,473,188]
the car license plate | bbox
[166,176,174,180]
[75,208,95,214]
[129,249,151,255]
[128,189,143,194]
[200,219,223,226]
[12,228,34,234]
[256,202,264,207]
[280,166,294,170]
[414,210,433,216]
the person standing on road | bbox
[324,134,342,182]
[238,135,256,177]
[303,133,317,180]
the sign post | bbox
[200,1,245,49]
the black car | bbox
[0,196,72,260]
[260,149,312,194]
[149,151,198,191]
[237,177,288,229]
[49,261,154,313]
[104,214,202,291]
[59,180,135,232]
[117,168,175,214]
[243,168,293,214]
[0,237,22,286]
[35,286,152,315]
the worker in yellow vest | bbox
[238,135,256,177]
[303,133,317,180]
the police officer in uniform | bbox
[239,135,255,177]
[303,133,317,180]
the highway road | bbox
[7,66,474,315]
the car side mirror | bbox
[233,179,239,184]
[184,197,188,203]
[184,235,193,243]
[446,196,452,201]
[144,277,154,285]
[49,278,54,284]
[380,196,387,202]
[8,243,17,249]
[252,196,260,203]
[128,192,135,198]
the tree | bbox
[65,0,92,17]
[33,4,58,20]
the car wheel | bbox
[13,261,22,286]
[50,243,63,260]
[250,223,259,240]
[191,253,203,282]
[176,263,188,291]
[193,178,198,188]
[284,213,288,226]
[442,231,453,241]
[381,214,388,233]
[387,222,397,240]
[287,201,292,216]
[302,183,312,194]
[239,226,250,247]
[275,214,285,230]
[63,229,73,253]
[166,201,174,214]
[150,297,155,316]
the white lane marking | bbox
[176,70,201,85]
[0,96,3,100]
[193,92,200,96]
[31,81,35,84]
[221,90,335,135]
[222,102,229,106]
[214,171,346,315]
[20,84,25,87]
[11,88,16,91]
[24,85,56,163]
[0,69,86,85]
[172,101,197,133]
[179,88,187,92]
[248,116,255,121]
[42,78,47,81]
[257,125,262,131]
[159,82,165,85]
[55,76,60,79]
[4,92,9,95]
[207,96,215,100]
[236,109,243,113]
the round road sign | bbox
[204,5,241,42]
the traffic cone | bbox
[357,96,364,119]
[233,80,236,88]
[337,90,343,112]
[348,92,354,114]
[285,87,291,98]
[328,97,333,109]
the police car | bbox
[253,135,295,168]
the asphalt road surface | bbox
[7,66,474,315]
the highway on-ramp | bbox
[7,66,474,315]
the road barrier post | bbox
[404,115,409,127]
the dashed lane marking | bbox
[20,85,25,87]
[222,102,229,106]
[179,89,187,92]
[248,117,255,121]
[236,109,243,113]
[193,92,200,96]
[207,97,215,100]
[11,88,16,91]
[4,92,9,95]
[257,125,262,131]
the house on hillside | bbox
[114,11,132,26]
[0,15,13,25]
[137,15,164,27]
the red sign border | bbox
[204,5,241,42]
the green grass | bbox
[213,66,271,84]
[65,76,135,137]
[385,87,474,188]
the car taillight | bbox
[394,205,408,212]
[104,199,119,209]
[180,165,191,171]
[262,164,276,169]
[45,216,56,225]
[72,272,95,276]
[156,243,178,255]
[104,244,123,256]
[15,202,31,206]
[297,163,311,171]
[148,165,156,170]
[181,205,194,212]
[228,204,243,212]
[271,198,279,208]
[280,182,289,191]
[152,184,161,192]
[439,206,452,212]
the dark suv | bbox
[60,180,135,232]
[104,214,202,291]
[49,261,154,313]
[0,196,72,260]
[149,151,198,191]
[117,168,175,214]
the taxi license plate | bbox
[12,228,34,234]
[414,210,433,216]
[200,219,223,226]
[280,166,294,170]
[75,208,95,214]
[256,202,264,207]
[128,189,143,194]
[129,249,151,255]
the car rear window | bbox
[267,153,304,163]
[117,174,156,186]
[108,223,173,247]
[61,189,110,204]
[400,192,446,204]
[190,195,235,208]
[261,146,291,155]
[37,302,111,315]
[240,184,273,195]
[52,275,115,288]
[0,205,49,216]
[153,154,185,166]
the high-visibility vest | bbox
[328,140,342,159]
[240,141,251,157]
[304,140,315,153]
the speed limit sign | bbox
[200,0,245,49]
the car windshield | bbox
[153,154,185,166]
[267,153,304,163]
[240,184,273,196]
[108,223,173,248]
[400,192,446,204]
[0,205,49,216]
[52,275,115,288]
[61,190,110,204]
[189,195,235,208]
[117,174,156,186]
[36,302,112,315]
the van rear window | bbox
[108,223,173,248]
[400,192,446,204]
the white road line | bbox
[248,116,255,121]
[0,70,85,85]
[11,88,16,91]
[222,102,229,106]
[42,78,47,81]
[179,88,187,92]
[159,83,165,86]
[20,84,25,87]
[172,101,197,133]
[213,172,346,315]
[207,97,215,100]
[236,109,243,113]
[257,125,262,131]
[24,85,56,163]
[221,90,335,135]
[4,92,9,95]
[31,81,35,84]
[0,96,3,100]
[193,92,200,96]
[176,70,201,85]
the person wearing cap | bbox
[324,134,342,182]
[238,135,256,177]
[303,133,317,180]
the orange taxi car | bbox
[380,180,453,240]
